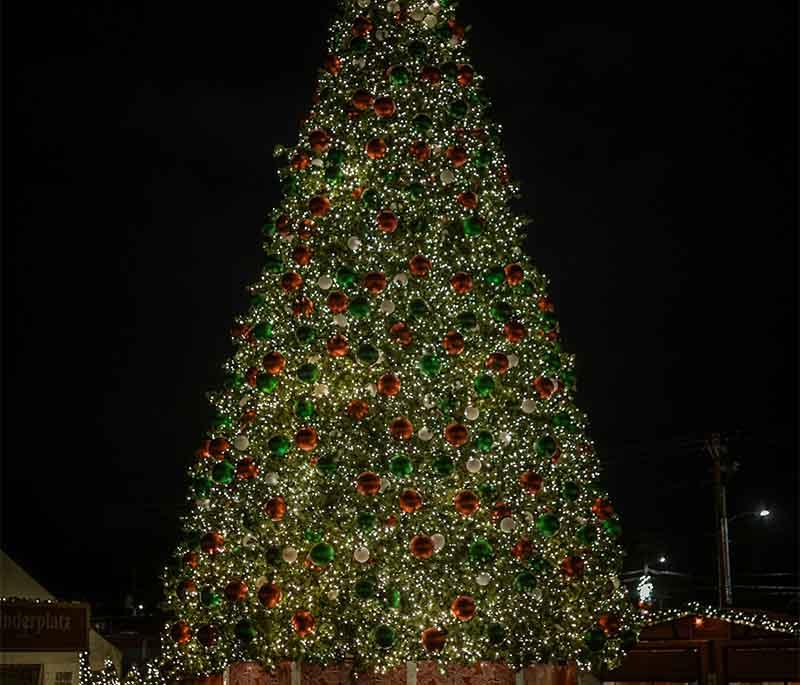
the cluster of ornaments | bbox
[164,0,636,676]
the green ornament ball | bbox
[413,113,433,134]
[385,589,402,609]
[349,36,369,54]
[316,454,338,475]
[448,99,468,118]
[280,175,299,196]
[469,538,494,564]
[309,542,335,566]
[297,363,320,383]
[419,354,442,377]
[348,296,370,318]
[486,622,506,645]
[456,311,478,331]
[562,482,580,501]
[584,628,607,652]
[356,344,380,366]
[485,266,505,286]
[491,301,513,322]
[408,299,428,318]
[336,266,357,288]
[463,216,484,237]
[354,578,376,600]
[389,65,410,86]
[390,455,413,477]
[295,325,316,345]
[603,518,623,537]
[325,166,344,184]
[235,619,257,642]
[474,374,495,397]
[328,149,346,165]
[534,435,558,458]
[475,431,494,452]
[407,181,425,199]
[257,374,279,394]
[408,40,427,58]
[294,399,315,419]
[576,525,597,546]
[211,461,235,485]
[200,588,221,608]
[513,571,538,593]
[261,221,277,238]
[528,556,551,574]
[432,454,454,476]
[357,512,377,530]
[362,188,381,209]
[268,435,291,457]
[304,529,322,543]
[193,477,213,498]
[251,322,274,340]
[536,513,560,538]
[474,149,492,168]
[374,624,396,648]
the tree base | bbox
[178,660,580,685]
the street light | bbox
[721,507,773,606]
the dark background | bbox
[3,2,797,612]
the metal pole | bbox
[707,433,733,607]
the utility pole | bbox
[706,433,732,607]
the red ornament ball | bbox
[366,138,388,160]
[444,423,469,447]
[504,263,524,286]
[294,427,318,452]
[446,146,468,167]
[504,321,527,343]
[533,376,557,399]
[265,496,287,522]
[351,89,373,111]
[327,333,349,357]
[399,489,423,513]
[410,535,434,559]
[374,96,396,118]
[183,551,199,568]
[280,272,303,293]
[454,490,480,516]
[512,538,534,561]
[450,272,473,294]
[262,351,286,375]
[292,296,314,317]
[209,438,230,457]
[485,352,509,374]
[377,373,401,397]
[442,331,465,356]
[327,290,349,313]
[224,579,248,602]
[170,621,192,645]
[177,579,197,598]
[389,321,413,347]
[377,210,399,233]
[200,532,224,555]
[491,502,512,524]
[308,129,330,152]
[292,610,316,637]
[196,624,218,647]
[292,244,312,266]
[450,595,476,621]
[352,16,373,36]
[421,627,447,651]
[592,498,615,520]
[561,556,585,578]
[598,614,621,636]
[347,399,369,421]
[408,255,432,278]
[308,196,331,217]
[324,55,341,76]
[236,457,258,480]
[363,271,387,294]
[258,583,283,609]
[520,471,543,495]
[458,191,478,209]
[356,471,381,496]
[389,416,414,441]
[409,140,431,161]
[457,64,475,87]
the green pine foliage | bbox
[161,0,639,677]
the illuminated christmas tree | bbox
[161,0,638,678]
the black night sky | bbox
[3,2,797,613]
